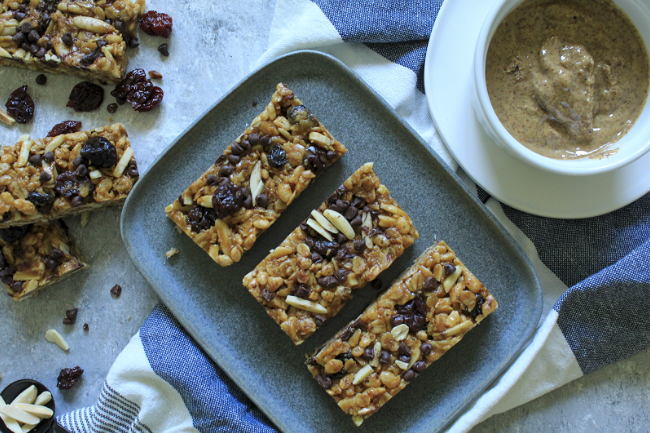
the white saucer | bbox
[423,0,650,219]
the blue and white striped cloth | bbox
[59,1,650,432]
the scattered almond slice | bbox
[80,212,90,227]
[10,386,36,406]
[165,248,179,259]
[44,135,64,153]
[12,404,52,419]
[112,147,134,178]
[45,329,69,351]
[310,210,338,233]
[0,406,40,426]
[306,218,333,242]
[323,209,355,239]
[0,108,16,125]
[250,161,262,206]
[352,364,374,385]
[285,295,328,314]
[443,265,463,293]
[352,416,364,427]
[1,414,22,433]
[33,392,51,407]
[369,341,382,367]
[16,140,33,168]
[395,360,409,370]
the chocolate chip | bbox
[242,195,252,209]
[390,314,405,327]
[316,373,332,389]
[334,268,349,282]
[349,214,362,227]
[326,150,337,160]
[12,32,25,44]
[422,277,439,291]
[261,288,275,302]
[398,354,411,363]
[28,154,41,166]
[76,164,88,177]
[230,142,244,155]
[414,295,427,315]
[43,151,54,163]
[259,135,272,149]
[294,284,310,299]
[72,157,84,167]
[9,281,22,294]
[96,39,107,48]
[83,323,89,331]
[239,139,251,152]
[107,103,118,114]
[14,11,25,21]
[110,284,122,297]
[228,154,240,165]
[412,360,426,373]
[158,43,169,56]
[407,314,426,333]
[1,275,13,285]
[444,263,456,276]
[353,239,366,252]
[218,165,234,177]
[0,266,14,277]
[50,248,64,262]
[114,18,125,33]
[20,41,30,52]
[38,203,53,214]
[403,370,417,382]
[62,318,72,325]
[379,350,391,364]
[127,161,139,177]
[340,327,353,341]
[311,252,323,263]
[29,43,39,54]
[361,347,374,361]
[326,192,338,204]
[336,233,347,245]
[371,279,382,290]
[206,174,219,186]
[214,154,227,165]
[317,275,338,288]
[420,342,433,356]
[20,22,32,33]
[62,32,73,46]
[70,196,83,207]
[28,29,39,42]
[248,133,259,146]
[256,194,269,208]
[127,36,140,48]
[351,196,365,208]
[396,300,415,315]
[344,206,358,220]
[34,47,46,58]
[35,74,47,86]
[305,238,314,248]
[398,342,411,356]
[44,258,58,270]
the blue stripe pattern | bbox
[140,304,277,433]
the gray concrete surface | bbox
[0,0,648,431]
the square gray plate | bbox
[121,51,542,433]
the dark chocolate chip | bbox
[351,196,365,208]
[351,318,365,330]
[344,206,358,220]
[38,202,53,214]
[206,174,219,186]
[412,361,426,373]
[35,74,47,85]
[336,233,347,244]
[49,248,64,262]
[14,11,26,21]
[72,157,84,167]
[9,280,22,294]
[379,350,391,364]
[239,139,251,152]
[158,43,169,56]
[110,284,122,297]
[398,341,411,356]
[414,296,427,315]
[63,318,73,325]
[127,162,139,177]
[361,347,374,361]
[114,18,125,33]
[420,342,433,356]
[28,154,42,165]
[214,154,227,165]
[390,314,405,327]
[334,268,349,282]
[256,194,268,208]
[403,370,417,382]
[248,133,259,146]
[398,354,411,363]
[70,196,83,207]
[96,39,107,48]
[407,314,426,333]
[44,258,58,270]
[107,103,118,114]
[20,22,32,33]
[316,373,332,389]
[83,323,89,331]
[349,214,362,227]
[28,29,39,42]
[317,275,338,289]
[422,277,439,291]
[326,150,337,160]
[227,154,240,165]
[261,288,275,302]
[62,32,73,46]
[444,263,456,276]
[43,151,54,163]
[311,252,323,263]
[76,164,88,177]
[230,142,244,155]
[259,135,272,149]
[314,315,326,327]
[1,275,13,285]
[29,43,39,54]
[340,327,353,341]
[12,32,25,44]
[353,239,366,252]
[293,284,310,299]
[34,47,46,58]
[218,165,234,177]
[127,36,140,48]
[396,300,415,315]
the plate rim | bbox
[121,49,542,432]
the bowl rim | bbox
[473,0,650,176]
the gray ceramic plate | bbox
[121,51,542,433]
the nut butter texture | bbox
[486,0,649,159]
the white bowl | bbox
[472,0,650,176]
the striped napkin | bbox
[59,1,650,432]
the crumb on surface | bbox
[166,248,179,259]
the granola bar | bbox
[0,0,145,83]
[1,220,88,300]
[306,241,498,426]
[165,83,348,267]
[0,123,138,228]
[243,163,419,345]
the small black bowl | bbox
[0,379,69,433]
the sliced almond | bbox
[0,406,40,425]
[390,324,409,341]
[0,414,21,433]
[362,211,372,230]
[44,135,64,153]
[22,423,38,433]
[197,196,213,208]
[310,210,338,233]
[442,265,463,293]
[12,404,52,419]
[249,161,262,205]
[45,329,69,351]
[308,131,330,147]
[0,47,12,59]
[352,416,364,427]
[323,209,355,239]
[80,212,90,227]
[89,169,103,180]
[369,341,382,367]
[165,248,179,259]
[33,392,51,406]
[285,295,328,314]
[72,16,114,34]
[395,360,409,370]
[352,364,374,385]
[407,347,420,370]
[16,140,32,167]
[112,147,134,178]
[0,108,16,125]
[10,385,36,405]
[251,181,264,207]
[306,218,333,242]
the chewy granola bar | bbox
[0,123,138,228]
[243,163,419,345]
[306,241,498,426]
[165,83,347,267]
[1,220,87,300]
[0,0,145,83]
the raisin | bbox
[139,11,173,38]
[111,69,163,112]
[57,366,84,390]
[47,120,82,137]
[55,171,93,199]
[286,105,317,128]
[27,191,54,207]
[267,145,287,168]
[302,145,326,175]
[0,225,30,242]
[467,294,485,318]
[212,178,244,219]
[187,205,216,232]
[81,136,118,168]
[5,85,34,124]
[134,85,163,112]
[66,82,104,112]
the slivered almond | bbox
[89,169,102,180]
[10,386,36,406]
[352,364,374,385]
[306,218,333,241]
[323,209,354,239]
[0,406,39,426]
[16,140,32,167]
[0,47,12,59]
[249,161,263,205]
[112,147,134,178]
[443,265,463,293]
[45,329,69,351]
[395,360,409,370]
[44,135,64,153]
[33,392,51,406]
[285,295,328,314]
[0,107,15,125]
[197,196,213,208]
[72,16,114,34]
[12,404,52,419]
[352,416,364,427]
[310,210,337,233]
[369,341,382,367]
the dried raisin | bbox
[81,137,118,168]
[55,171,94,199]
[139,11,173,38]
[47,120,82,137]
[5,86,34,124]
[67,82,104,112]
[57,366,84,390]
[0,225,30,242]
